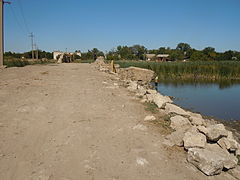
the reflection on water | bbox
[156,79,240,121]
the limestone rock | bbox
[197,126,208,135]
[227,131,234,140]
[206,124,228,142]
[170,115,191,131]
[187,111,203,119]
[165,129,186,147]
[127,81,138,91]
[187,144,238,176]
[165,103,189,116]
[189,117,206,126]
[218,137,239,152]
[118,67,155,83]
[236,151,240,157]
[187,148,224,176]
[206,144,238,170]
[183,131,206,149]
[228,166,240,180]
[144,115,156,122]
[146,89,158,95]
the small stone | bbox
[144,115,156,122]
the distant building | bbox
[146,54,156,61]
[53,51,63,60]
[53,51,82,60]
[156,54,170,62]
[146,54,170,62]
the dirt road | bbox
[0,64,236,180]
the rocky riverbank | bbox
[93,59,240,178]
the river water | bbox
[156,80,240,122]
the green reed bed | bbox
[116,61,240,80]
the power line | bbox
[17,0,30,33]
[9,5,27,35]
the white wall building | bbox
[53,51,82,60]
[53,51,64,60]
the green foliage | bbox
[4,59,54,68]
[105,43,240,61]
[116,61,240,80]
[144,102,158,114]
[176,43,191,52]
[106,44,147,60]
[81,48,104,60]
[169,50,184,61]
[237,155,240,165]
[190,51,210,61]
[4,59,30,67]
[4,50,53,59]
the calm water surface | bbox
[156,81,240,121]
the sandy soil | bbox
[0,63,236,180]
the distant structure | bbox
[156,54,170,62]
[53,51,82,60]
[146,54,170,62]
[146,54,156,61]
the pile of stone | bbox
[165,113,240,176]
[118,67,155,84]
[96,64,240,177]
[127,80,240,176]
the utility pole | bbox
[0,0,11,67]
[34,43,38,60]
[29,32,34,60]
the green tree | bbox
[169,50,184,61]
[176,43,191,52]
[190,51,210,61]
[131,45,147,60]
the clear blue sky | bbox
[4,0,240,53]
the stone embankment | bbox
[93,58,240,178]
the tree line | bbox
[83,43,240,61]
[104,43,240,61]
[4,43,240,61]
[4,51,53,60]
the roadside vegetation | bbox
[144,102,159,114]
[115,61,240,81]
[3,58,55,68]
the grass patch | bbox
[4,59,30,67]
[144,102,158,114]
